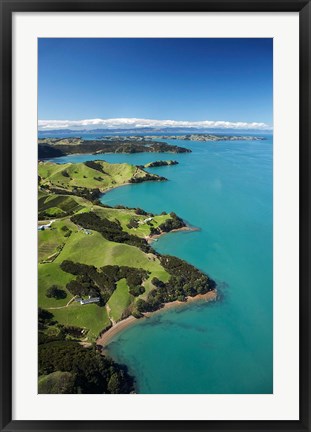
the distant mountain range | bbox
[38,127,272,135]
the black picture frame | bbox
[1,1,310,431]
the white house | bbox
[80,297,100,305]
[38,220,56,231]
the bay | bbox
[49,136,273,394]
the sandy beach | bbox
[97,315,138,347]
[96,289,217,348]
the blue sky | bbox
[38,38,273,130]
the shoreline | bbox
[145,225,199,244]
[96,289,217,348]
[101,177,167,196]
[101,181,131,195]
[100,183,200,242]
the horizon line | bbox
[38,117,273,131]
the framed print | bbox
[1,1,310,431]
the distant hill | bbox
[38,137,191,158]
[38,126,273,135]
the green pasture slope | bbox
[107,279,133,322]
[38,160,162,193]
[38,160,176,341]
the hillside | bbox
[38,137,191,159]
[38,160,166,196]
[38,196,189,339]
[38,160,215,345]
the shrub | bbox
[129,285,145,297]
[38,340,134,394]
[135,208,148,216]
[46,285,67,300]
[126,218,139,229]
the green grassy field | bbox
[38,160,176,342]
[39,222,170,336]
[38,371,76,394]
[38,160,161,193]
[52,303,111,340]
[94,206,172,237]
[38,219,78,262]
[39,225,169,339]
[52,225,169,280]
[38,263,74,308]
[107,279,133,322]
[38,192,84,219]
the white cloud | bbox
[38,117,272,131]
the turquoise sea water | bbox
[50,136,273,394]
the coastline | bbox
[41,155,214,356]
[145,225,199,244]
[96,289,217,348]
[101,181,131,195]
[100,182,199,241]
[101,176,167,196]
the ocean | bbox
[48,135,273,394]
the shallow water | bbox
[50,136,273,394]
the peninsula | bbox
[38,157,216,394]
[38,137,191,159]
[38,159,215,333]
[38,159,167,207]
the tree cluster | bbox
[61,260,149,303]
[38,308,56,331]
[84,160,106,174]
[61,261,115,303]
[46,285,67,300]
[135,255,215,314]
[126,217,139,229]
[158,212,186,232]
[38,340,135,394]
[70,212,152,253]
[135,208,148,216]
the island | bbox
[144,160,179,168]
[38,158,216,394]
[38,137,191,159]
[144,134,266,141]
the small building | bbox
[38,220,56,231]
[80,297,100,305]
[74,297,82,303]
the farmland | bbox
[38,160,183,341]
